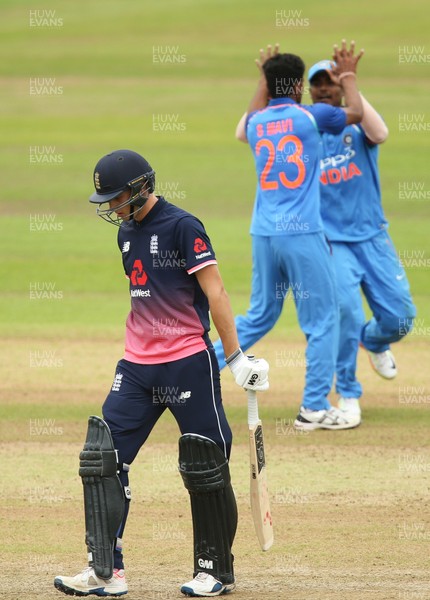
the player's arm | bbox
[247,73,269,115]
[235,112,248,143]
[195,264,269,390]
[247,44,279,113]
[331,40,364,125]
[195,264,239,358]
[360,94,389,144]
[238,44,280,143]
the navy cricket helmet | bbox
[89,149,156,225]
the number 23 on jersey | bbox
[256,135,306,191]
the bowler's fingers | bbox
[355,47,365,64]
[327,69,340,85]
[332,43,339,62]
[333,39,364,66]
[258,43,280,66]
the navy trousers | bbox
[102,346,233,570]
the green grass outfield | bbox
[1,0,430,339]
[1,0,429,425]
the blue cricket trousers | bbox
[214,232,338,411]
[331,230,416,398]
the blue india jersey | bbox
[319,124,388,241]
[246,98,347,236]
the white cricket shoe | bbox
[294,406,361,430]
[181,572,235,597]
[366,349,397,379]
[54,566,127,596]
[338,397,361,417]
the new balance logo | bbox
[198,558,213,569]
[247,373,259,386]
[112,373,123,392]
[122,241,130,253]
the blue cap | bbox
[308,60,334,82]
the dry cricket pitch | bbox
[2,337,429,600]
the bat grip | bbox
[247,389,259,426]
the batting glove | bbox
[226,349,269,391]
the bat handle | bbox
[246,354,260,425]
[247,389,259,426]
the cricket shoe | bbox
[294,406,361,431]
[366,349,397,379]
[338,396,361,417]
[181,572,235,597]
[54,567,127,596]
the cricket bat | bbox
[248,387,274,551]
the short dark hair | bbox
[263,53,305,99]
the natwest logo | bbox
[130,259,148,286]
[193,237,207,253]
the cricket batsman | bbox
[54,149,269,597]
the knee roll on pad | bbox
[179,434,237,585]
[79,416,125,579]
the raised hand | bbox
[255,43,280,75]
[330,39,364,83]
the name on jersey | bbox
[320,149,362,185]
[256,118,294,138]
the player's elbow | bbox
[235,128,248,143]
[368,125,389,145]
[345,106,363,125]
[235,113,249,143]
[207,282,229,308]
